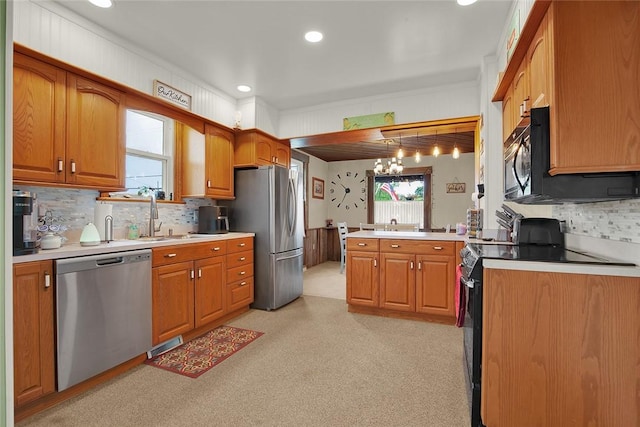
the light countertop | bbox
[13,232,255,264]
[483,258,640,278]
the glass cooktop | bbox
[467,243,635,266]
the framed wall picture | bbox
[312,177,325,199]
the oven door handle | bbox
[460,275,474,289]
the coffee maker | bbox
[198,206,229,234]
[13,190,38,255]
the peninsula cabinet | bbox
[234,129,290,168]
[347,237,462,323]
[482,268,640,427]
[13,53,125,190]
[13,261,55,407]
[181,123,235,199]
[496,1,640,174]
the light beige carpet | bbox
[303,261,346,300]
[18,295,470,427]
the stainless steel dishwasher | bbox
[55,249,152,391]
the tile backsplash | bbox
[553,199,640,244]
[18,186,213,242]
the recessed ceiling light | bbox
[457,0,477,5]
[237,85,252,93]
[305,31,323,43]
[88,0,113,8]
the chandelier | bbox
[374,138,404,175]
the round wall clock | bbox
[329,171,366,210]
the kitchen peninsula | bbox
[346,231,465,324]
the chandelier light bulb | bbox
[397,147,404,159]
[453,146,460,159]
[415,151,421,163]
[433,145,440,157]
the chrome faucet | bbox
[148,192,162,237]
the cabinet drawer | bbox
[227,276,254,312]
[191,240,227,259]
[152,241,227,266]
[152,244,202,267]
[380,239,454,255]
[226,250,253,269]
[227,264,253,283]
[347,238,379,252]
[227,237,253,254]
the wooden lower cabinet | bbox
[152,261,195,345]
[13,261,55,407]
[347,237,462,323]
[482,268,640,427]
[151,237,254,346]
[416,254,455,317]
[380,252,415,311]
[346,250,379,307]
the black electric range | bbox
[459,243,635,427]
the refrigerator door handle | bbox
[287,177,297,236]
[277,252,302,261]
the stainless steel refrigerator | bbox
[226,166,304,310]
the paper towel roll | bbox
[94,203,113,241]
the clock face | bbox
[329,171,366,210]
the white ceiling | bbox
[52,0,512,110]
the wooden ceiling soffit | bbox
[289,128,383,148]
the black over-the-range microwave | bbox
[504,106,639,204]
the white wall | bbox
[305,153,330,229]
[323,154,475,230]
[278,81,480,138]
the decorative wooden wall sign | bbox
[446,183,466,193]
[153,80,192,110]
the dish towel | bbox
[455,264,466,327]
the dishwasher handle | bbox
[96,256,124,266]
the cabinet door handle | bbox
[433,246,443,250]
[165,253,177,258]
[358,242,367,247]
[70,160,76,174]
[374,258,377,267]
[212,247,221,251]
[207,180,212,188]
[418,262,422,271]
[410,261,414,270]
[239,271,246,276]
[44,272,51,288]
[238,243,246,247]
[239,257,246,261]
[198,268,202,278]
[57,158,64,172]
[190,270,195,279]
[240,281,247,286]
[391,244,400,248]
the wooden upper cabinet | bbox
[204,124,234,199]
[501,86,515,143]
[235,129,290,168]
[13,53,66,184]
[180,123,235,199]
[498,1,640,173]
[511,59,529,123]
[13,53,125,190]
[66,74,125,188]
[13,261,55,407]
[549,1,640,174]
[527,10,552,110]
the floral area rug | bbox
[145,325,264,378]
